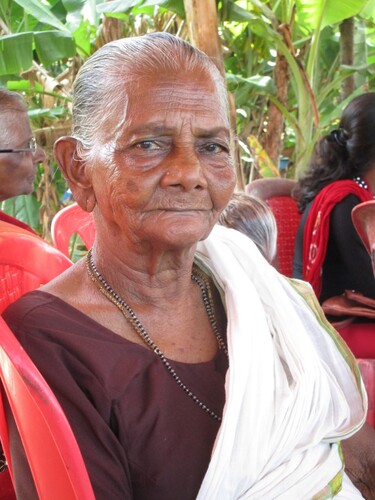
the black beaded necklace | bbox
[86,250,228,422]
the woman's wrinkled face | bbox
[91,68,236,250]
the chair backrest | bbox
[0,315,95,499]
[352,200,375,276]
[0,221,72,314]
[51,203,95,258]
[246,178,301,277]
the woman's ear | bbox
[54,136,96,212]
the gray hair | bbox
[72,32,229,161]
[218,192,278,263]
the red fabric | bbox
[0,469,16,500]
[336,322,375,359]
[303,181,373,297]
[0,212,35,234]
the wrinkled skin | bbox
[56,68,236,276]
[92,69,235,262]
[0,111,45,201]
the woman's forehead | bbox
[107,70,229,136]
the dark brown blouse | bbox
[3,291,228,500]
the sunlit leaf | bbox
[247,135,280,177]
[225,3,257,22]
[72,20,93,56]
[296,0,369,30]
[96,0,140,14]
[6,80,44,92]
[360,0,375,19]
[226,74,275,92]
[13,0,70,31]
[138,0,185,17]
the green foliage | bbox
[220,0,375,176]
[1,195,41,231]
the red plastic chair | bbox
[0,221,72,314]
[246,178,301,277]
[352,200,375,276]
[0,221,73,498]
[51,203,95,258]
[0,315,95,499]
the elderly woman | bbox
[3,33,374,499]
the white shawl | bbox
[195,225,367,500]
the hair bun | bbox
[330,128,348,148]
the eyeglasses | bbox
[0,137,38,154]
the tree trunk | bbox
[183,0,224,76]
[340,17,355,100]
[264,52,289,171]
[183,0,245,190]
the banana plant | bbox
[221,0,374,176]
[292,0,374,173]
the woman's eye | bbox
[203,143,227,154]
[136,140,160,150]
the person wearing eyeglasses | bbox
[0,88,45,232]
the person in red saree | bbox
[293,92,375,358]
[0,88,46,233]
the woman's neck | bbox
[90,241,198,308]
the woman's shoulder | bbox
[3,290,66,325]
[2,289,91,341]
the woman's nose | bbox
[33,144,46,164]
[161,150,208,191]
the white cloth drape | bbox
[195,225,367,500]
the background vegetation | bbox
[0,0,374,236]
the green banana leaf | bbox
[34,31,76,66]
[1,195,41,232]
[296,0,372,31]
[0,31,76,75]
[0,33,33,75]
[12,0,70,31]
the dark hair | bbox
[297,92,375,211]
